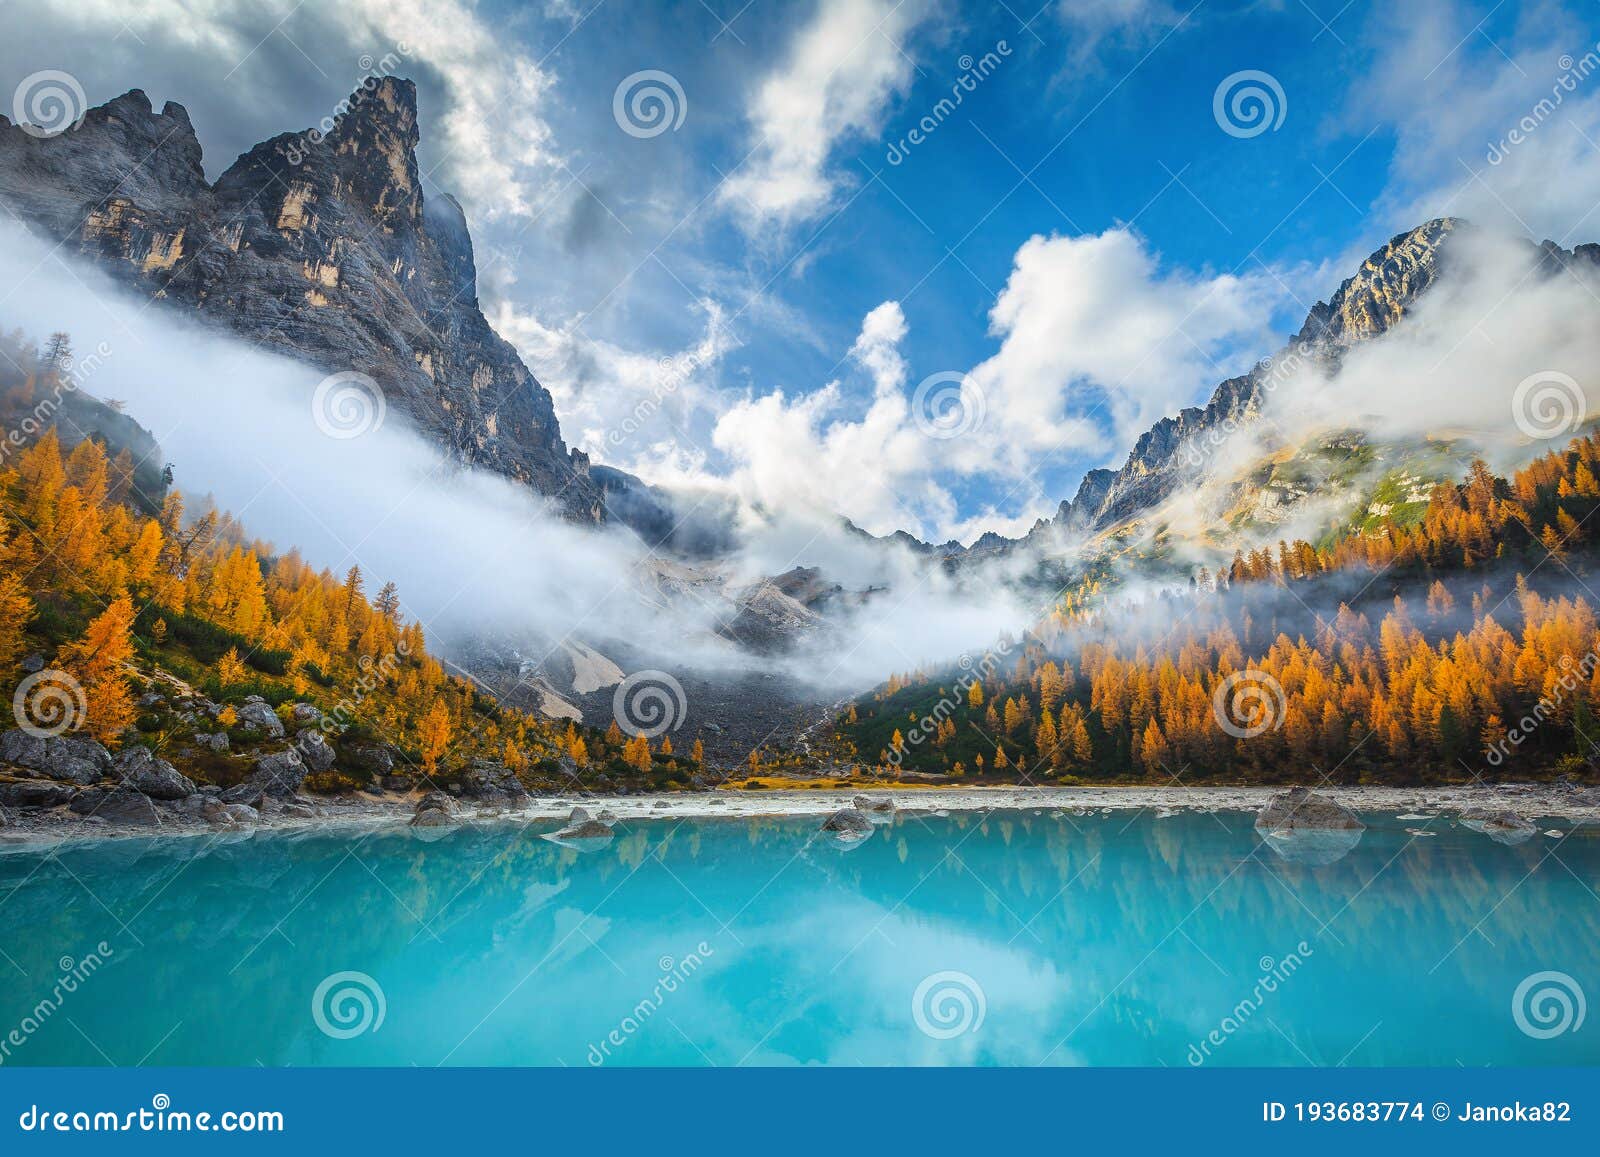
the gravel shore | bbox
[3,782,1596,850]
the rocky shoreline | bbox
[2,778,1595,850]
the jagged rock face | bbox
[0,80,603,521]
[1048,219,1469,537]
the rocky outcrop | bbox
[0,80,605,521]
[0,729,113,785]
[821,807,874,847]
[292,730,336,774]
[68,786,162,827]
[0,779,78,808]
[248,749,307,797]
[458,759,527,800]
[234,697,285,739]
[113,746,195,800]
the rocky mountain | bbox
[881,217,1599,563]
[0,79,606,521]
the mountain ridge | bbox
[0,78,610,521]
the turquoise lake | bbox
[0,810,1595,1067]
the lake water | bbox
[0,809,1595,1067]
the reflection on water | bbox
[0,810,1595,1067]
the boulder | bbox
[19,653,44,674]
[136,691,165,709]
[113,746,196,800]
[202,800,258,827]
[417,791,458,816]
[0,779,78,808]
[1459,808,1538,846]
[234,697,285,739]
[293,731,336,774]
[459,759,527,799]
[193,732,229,753]
[1255,788,1364,866]
[820,807,874,849]
[69,787,162,827]
[248,749,306,797]
[343,741,399,775]
[823,807,875,834]
[288,702,324,725]
[381,774,414,792]
[542,806,615,850]
[852,795,895,823]
[0,729,113,785]
[1255,788,1364,830]
[220,782,265,807]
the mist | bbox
[0,221,1031,694]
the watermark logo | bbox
[312,371,386,439]
[912,970,986,1039]
[12,669,86,738]
[613,70,687,138]
[612,669,687,738]
[1213,70,1287,139]
[586,942,714,1065]
[1487,46,1600,165]
[911,371,984,440]
[885,42,1012,165]
[278,47,412,165]
[0,942,114,1066]
[311,971,386,1039]
[12,71,87,138]
[1512,971,1586,1039]
[1187,943,1312,1064]
[1211,668,1286,739]
[1512,370,1585,440]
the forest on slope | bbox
[841,436,1600,785]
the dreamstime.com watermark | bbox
[1487,46,1600,166]
[1484,650,1599,767]
[1511,970,1586,1039]
[317,641,412,738]
[0,943,115,1065]
[17,1096,283,1134]
[885,43,1012,165]
[1181,346,1307,470]
[883,639,1013,770]
[1211,668,1287,740]
[586,943,714,1064]
[278,46,413,165]
[612,669,687,738]
[1187,942,1313,1065]
[912,970,986,1039]
[1,340,114,466]
[607,350,708,447]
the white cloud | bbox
[1349,0,1600,245]
[963,228,1279,467]
[4,0,562,223]
[488,293,736,479]
[1055,0,1184,64]
[719,0,933,233]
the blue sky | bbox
[7,0,1600,541]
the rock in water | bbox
[542,808,615,851]
[1459,808,1538,846]
[821,807,875,848]
[851,795,895,824]
[1255,787,1364,866]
